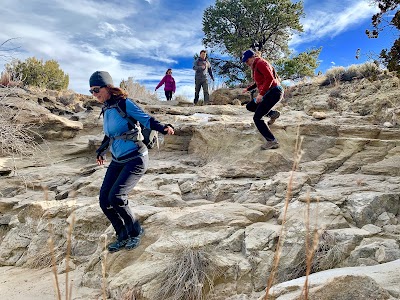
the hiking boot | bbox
[267,111,280,125]
[125,228,145,250]
[261,140,279,150]
[107,238,128,253]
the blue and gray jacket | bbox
[97,97,166,162]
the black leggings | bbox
[165,90,173,101]
[246,86,283,141]
[99,155,148,240]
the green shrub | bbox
[4,57,69,90]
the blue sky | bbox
[0,0,394,99]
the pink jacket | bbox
[155,74,176,92]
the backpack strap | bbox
[103,99,145,144]
[111,128,144,143]
[102,98,164,150]
[112,99,140,130]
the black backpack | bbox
[113,99,158,149]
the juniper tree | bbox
[202,0,306,84]
[366,0,400,75]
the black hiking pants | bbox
[99,155,148,241]
[246,86,283,141]
[194,78,209,104]
[165,90,173,101]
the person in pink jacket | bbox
[155,68,176,101]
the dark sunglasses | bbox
[89,86,105,94]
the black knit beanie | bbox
[89,71,114,87]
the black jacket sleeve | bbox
[96,135,110,156]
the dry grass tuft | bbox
[28,247,59,269]
[323,66,346,86]
[321,62,383,86]
[0,225,8,244]
[154,244,220,300]
[0,103,42,157]
[118,287,143,300]
[174,94,192,103]
[120,77,159,103]
[0,86,45,164]
[281,230,346,283]
[0,70,22,87]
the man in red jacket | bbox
[242,49,284,150]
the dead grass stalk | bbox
[48,201,76,300]
[264,126,304,300]
[101,237,108,300]
[65,213,75,300]
[300,195,320,300]
[49,225,62,300]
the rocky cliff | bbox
[0,73,399,300]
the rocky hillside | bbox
[0,73,399,300]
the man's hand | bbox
[255,94,263,104]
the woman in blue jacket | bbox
[89,71,174,252]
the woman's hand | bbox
[96,155,106,166]
[255,94,263,104]
[164,126,175,135]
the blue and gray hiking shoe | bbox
[261,139,279,150]
[268,110,280,125]
[107,238,128,253]
[125,228,145,250]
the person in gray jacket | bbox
[193,50,214,105]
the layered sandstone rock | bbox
[0,73,399,299]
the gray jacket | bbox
[193,57,214,81]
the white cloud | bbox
[53,0,137,19]
[8,0,377,95]
[290,0,379,46]
[0,0,211,95]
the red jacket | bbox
[247,57,279,96]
